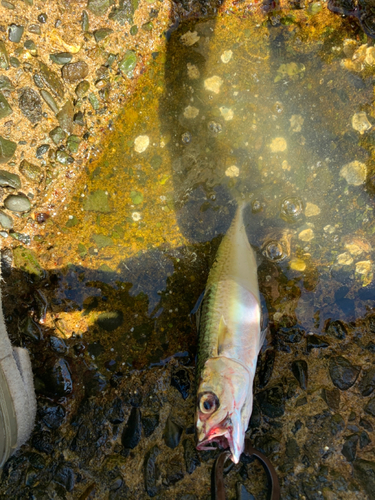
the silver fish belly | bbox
[195,204,263,463]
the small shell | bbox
[134,135,149,153]
[352,112,371,134]
[204,76,223,94]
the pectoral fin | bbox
[217,316,230,356]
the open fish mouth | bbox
[196,427,242,463]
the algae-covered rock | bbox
[38,61,65,98]
[13,246,44,277]
[84,189,110,212]
[19,159,42,181]
[0,136,16,164]
[118,50,137,77]
[0,92,12,120]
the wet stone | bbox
[254,434,281,456]
[49,126,66,145]
[0,75,13,91]
[32,430,53,455]
[33,73,44,89]
[50,336,67,354]
[122,407,142,449]
[41,357,73,397]
[19,159,42,181]
[307,335,329,351]
[56,150,73,165]
[358,368,375,396]
[94,28,113,42]
[364,397,375,416]
[322,388,340,411]
[36,144,49,158]
[81,10,89,31]
[49,52,72,65]
[38,400,65,429]
[55,464,75,492]
[84,189,110,212]
[0,92,12,119]
[325,320,347,340]
[0,42,9,70]
[360,430,371,449]
[88,92,100,110]
[13,246,43,277]
[37,13,47,23]
[62,61,89,84]
[258,349,275,388]
[330,413,345,436]
[67,135,81,153]
[106,398,124,424]
[24,40,37,56]
[8,24,24,43]
[360,418,373,431]
[87,0,112,15]
[4,194,30,212]
[39,61,64,98]
[75,80,90,98]
[329,356,360,390]
[342,434,358,462]
[96,311,123,332]
[183,439,200,474]
[354,459,375,499]
[237,484,255,500]
[2,1,15,8]
[18,87,42,124]
[163,415,183,449]
[118,50,137,77]
[142,414,159,437]
[0,210,12,229]
[171,368,190,400]
[9,56,19,68]
[74,111,85,126]
[28,24,41,35]
[257,384,285,418]
[291,360,308,390]
[144,445,160,498]
[0,170,20,188]
[39,89,58,113]
[56,100,74,134]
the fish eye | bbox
[198,392,219,414]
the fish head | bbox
[196,357,252,464]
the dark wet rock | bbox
[84,189,110,212]
[0,75,13,91]
[109,1,134,24]
[360,418,373,431]
[285,437,300,460]
[39,61,64,98]
[254,434,281,456]
[342,434,358,462]
[118,50,137,77]
[9,56,20,68]
[84,370,107,397]
[75,80,90,98]
[291,419,303,434]
[326,320,347,340]
[94,28,113,42]
[56,100,74,134]
[19,159,42,181]
[40,89,58,113]
[258,349,275,388]
[37,13,47,23]
[81,10,89,31]
[32,430,54,454]
[18,87,42,124]
[50,336,67,354]
[358,367,375,396]
[142,414,159,438]
[0,170,20,188]
[55,464,75,492]
[0,91,12,119]
[181,496,198,500]
[50,52,72,65]
[62,61,89,84]
[322,387,340,411]
[10,232,31,245]
[0,135,16,163]
[144,445,160,497]
[163,415,183,449]
[0,210,13,229]
[330,413,345,436]
[49,126,66,145]
[19,316,42,341]
[353,459,375,498]
[329,356,360,390]
[360,430,371,449]
[248,400,261,428]
[171,368,190,400]
[122,407,141,449]
[8,24,24,43]
[24,40,37,56]
[291,360,308,390]
[295,396,307,407]
[364,397,375,416]
[74,111,85,126]
[257,383,285,418]
[33,73,44,89]
[236,483,255,500]
[38,400,65,429]
[306,334,329,351]
[41,357,73,397]
[36,144,49,158]
[88,92,100,110]
[0,41,9,69]
[67,135,81,153]
[4,194,31,212]
[56,150,74,165]
[106,398,124,425]
[183,438,200,474]
[97,310,123,331]
[28,24,41,35]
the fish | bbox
[195,202,264,464]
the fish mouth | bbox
[196,427,242,463]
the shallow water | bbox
[4,6,375,499]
